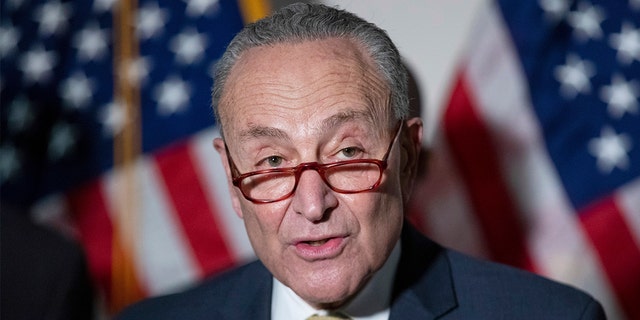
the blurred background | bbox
[1,0,638,319]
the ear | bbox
[213,137,245,219]
[400,117,424,205]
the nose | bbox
[290,169,338,222]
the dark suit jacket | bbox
[117,223,605,319]
[1,210,95,320]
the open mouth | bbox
[306,239,330,246]
[294,236,346,260]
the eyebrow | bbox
[238,124,290,143]
[319,110,376,133]
[236,109,377,143]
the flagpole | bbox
[112,0,144,313]
[238,0,272,24]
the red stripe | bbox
[443,73,534,271]
[66,179,114,302]
[580,195,640,320]
[407,202,430,235]
[154,142,236,277]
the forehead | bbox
[218,38,391,140]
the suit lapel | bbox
[219,261,273,320]
[390,223,458,319]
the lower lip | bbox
[294,237,346,260]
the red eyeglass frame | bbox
[224,121,403,204]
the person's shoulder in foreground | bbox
[395,226,607,319]
[116,261,272,320]
[442,251,605,319]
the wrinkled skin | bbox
[214,37,423,309]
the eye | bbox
[262,155,284,168]
[338,146,362,159]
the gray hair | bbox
[212,3,409,133]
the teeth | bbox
[308,239,329,246]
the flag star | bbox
[48,122,78,161]
[7,96,35,133]
[99,102,127,137]
[60,71,95,109]
[567,2,606,42]
[539,0,570,20]
[600,74,639,118]
[631,0,640,10]
[183,0,220,17]
[19,45,58,84]
[34,0,72,37]
[137,2,169,40]
[588,127,633,174]
[153,76,191,115]
[0,25,20,58]
[0,145,21,183]
[170,28,208,65]
[609,22,640,65]
[73,22,109,62]
[93,0,117,13]
[554,54,596,98]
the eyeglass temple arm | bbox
[381,121,404,161]
[224,143,242,180]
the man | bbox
[118,3,605,319]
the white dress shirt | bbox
[271,241,401,320]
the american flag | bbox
[408,0,640,319]
[0,0,267,314]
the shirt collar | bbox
[271,240,401,320]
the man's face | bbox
[214,38,422,308]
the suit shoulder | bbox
[116,261,271,320]
[445,250,605,318]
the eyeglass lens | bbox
[239,161,383,202]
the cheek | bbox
[239,201,287,248]
[344,191,403,242]
[354,179,404,243]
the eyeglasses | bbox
[225,121,404,204]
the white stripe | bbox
[464,3,624,319]
[419,136,490,259]
[617,177,640,251]
[103,158,199,295]
[190,127,255,263]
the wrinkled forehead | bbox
[217,38,393,141]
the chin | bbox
[290,267,367,309]
[299,288,353,310]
